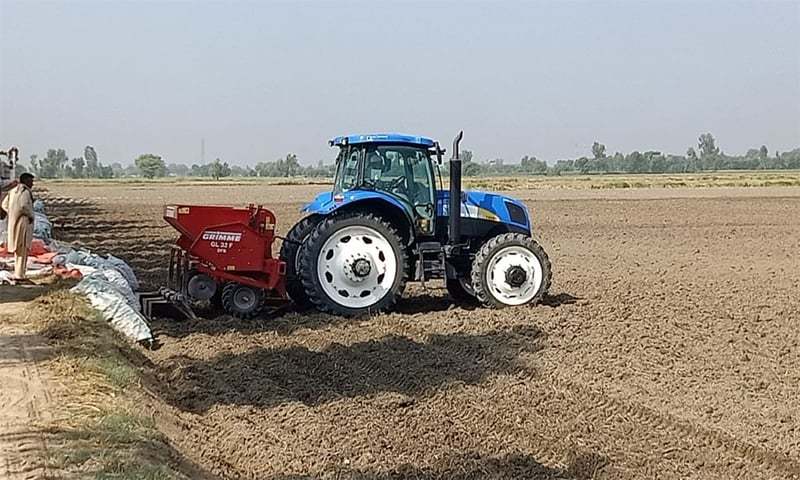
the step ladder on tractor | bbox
[141,132,551,319]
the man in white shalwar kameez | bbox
[1,173,35,280]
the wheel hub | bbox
[352,258,372,277]
[343,252,373,282]
[505,265,527,288]
[316,225,398,309]
[233,288,256,310]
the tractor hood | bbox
[436,190,530,231]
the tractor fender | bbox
[302,191,416,245]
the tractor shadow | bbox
[268,451,591,479]
[395,292,582,314]
[153,324,545,413]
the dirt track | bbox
[41,183,800,479]
[0,291,58,480]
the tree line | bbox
[132,153,336,179]
[458,134,800,177]
[22,146,115,179]
[20,133,800,180]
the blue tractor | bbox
[279,132,551,316]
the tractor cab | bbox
[328,134,441,236]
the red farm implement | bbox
[141,204,288,319]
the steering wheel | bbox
[387,176,406,191]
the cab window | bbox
[364,145,433,208]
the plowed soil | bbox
[39,183,800,479]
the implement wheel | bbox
[299,212,407,316]
[221,283,265,319]
[471,233,551,308]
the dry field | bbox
[38,182,800,479]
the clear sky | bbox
[1,0,798,167]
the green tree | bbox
[168,163,189,177]
[110,162,125,177]
[463,161,483,176]
[134,154,166,179]
[685,147,699,172]
[628,151,648,173]
[574,157,590,174]
[283,153,300,176]
[98,164,114,178]
[209,158,231,180]
[591,141,606,160]
[698,133,721,170]
[35,149,69,178]
[71,157,85,178]
[84,146,99,177]
[28,154,39,176]
[520,155,547,174]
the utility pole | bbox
[201,138,205,164]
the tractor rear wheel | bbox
[299,212,407,316]
[471,233,551,308]
[279,215,321,309]
[221,283,265,319]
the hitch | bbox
[139,287,198,321]
[139,246,198,320]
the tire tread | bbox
[279,215,321,308]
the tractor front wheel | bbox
[471,233,551,308]
[299,213,407,316]
[221,283,265,319]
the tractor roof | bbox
[329,133,435,148]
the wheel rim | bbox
[233,287,257,311]
[316,225,397,309]
[187,273,216,300]
[485,245,543,305]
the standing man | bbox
[1,173,35,281]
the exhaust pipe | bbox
[448,131,464,246]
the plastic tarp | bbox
[72,269,152,343]
[33,200,53,241]
[64,251,153,344]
